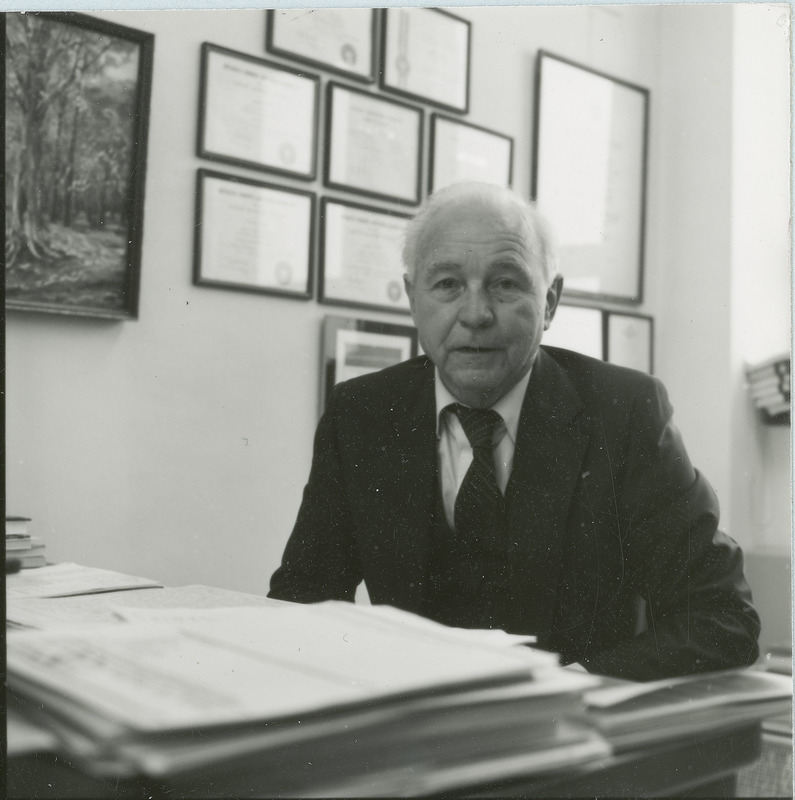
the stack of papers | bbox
[584,669,793,751]
[8,600,607,796]
[6,562,163,599]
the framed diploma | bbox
[429,114,513,193]
[319,198,412,314]
[198,43,319,180]
[194,169,315,299]
[266,8,376,83]
[542,304,605,361]
[321,315,419,412]
[532,51,649,305]
[606,311,654,374]
[380,8,471,114]
[324,82,423,206]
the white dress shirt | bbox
[435,369,532,530]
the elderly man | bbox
[269,182,759,681]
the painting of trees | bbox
[5,13,153,318]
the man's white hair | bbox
[402,181,559,282]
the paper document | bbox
[585,668,793,709]
[7,605,545,734]
[6,562,163,599]
[6,584,284,629]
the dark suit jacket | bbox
[269,347,760,680]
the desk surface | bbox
[6,568,785,799]
[7,723,762,799]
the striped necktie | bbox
[450,404,505,550]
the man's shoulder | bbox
[332,355,433,405]
[539,345,659,397]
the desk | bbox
[6,724,762,799]
[5,568,781,799]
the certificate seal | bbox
[341,44,357,66]
[387,280,402,303]
[279,142,296,166]
[276,262,293,286]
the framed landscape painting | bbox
[5,13,153,319]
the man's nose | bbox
[458,286,495,328]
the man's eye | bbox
[433,278,458,290]
[495,278,518,291]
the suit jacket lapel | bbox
[375,358,438,611]
[505,348,589,639]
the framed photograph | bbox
[532,51,649,305]
[321,315,419,411]
[542,304,605,361]
[319,198,412,314]
[380,8,471,114]
[5,12,153,319]
[606,311,654,374]
[198,43,319,180]
[324,82,423,206]
[266,9,376,83]
[430,114,513,193]
[194,169,314,299]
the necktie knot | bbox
[450,404,502,451]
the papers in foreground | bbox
[7,600,604,796]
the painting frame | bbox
[429,114,514,192]
[5,12,154,320]
[193,168,315,300]
[266,8,377,84]
[198,42,320,181]
[321,315,419,412]
[324,81,423,206]
[532,50,649,305]
[380,7,471,114]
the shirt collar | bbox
[434,368,532,444]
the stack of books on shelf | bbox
[7,599,608,797]
[6,517,46,571]
[746,355,790,422]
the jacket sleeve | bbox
[268,387,362,603]
[576,378,761,681]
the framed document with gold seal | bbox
[319,198,412,314]
[198,43,319,180]
[194,169,315,300]
[266,9,376,83]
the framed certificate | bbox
[533,51,649,304]
[321,315,418,412]
[542,304,605,361]
[194,169,314,299]
[606,311,654,373]
[266,8,376,83]
[324,82,423,206]
[380,7,471,114]
[430,114,513,192]
[319,198,412,314]
[198,43,319,180]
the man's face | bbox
[405,199,562,409]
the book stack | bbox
[7,600,609,797]
[746,355,790,422]
[6,517,46,571]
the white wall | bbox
[6,7,791,607]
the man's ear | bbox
[403,274,416,315]
[544,275,564,330]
